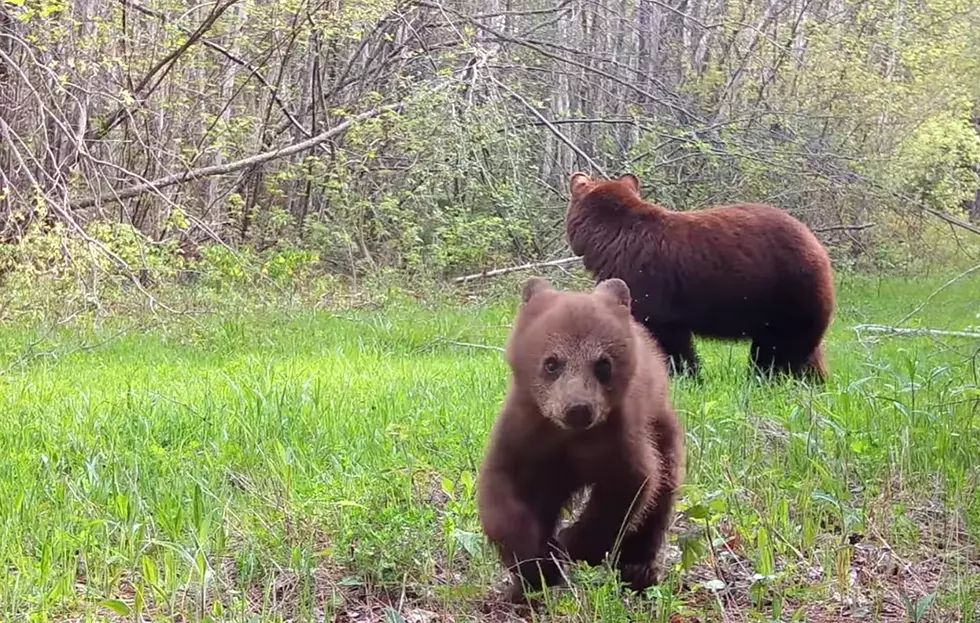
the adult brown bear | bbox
[564,172,836,382]
[477,277,685,602]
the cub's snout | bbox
[563,403,595,430]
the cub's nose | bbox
[564,404,594,430]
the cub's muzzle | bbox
[563,404,595,430]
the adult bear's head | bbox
[564,172,661,259]
[569,171,641,199]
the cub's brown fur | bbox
[477,277,686,601]
[565,172,836,382]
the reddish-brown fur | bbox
[564,172,836,382]
[477,277,685,601]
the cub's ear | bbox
[618,173,641,194]
[522,276,552,304]
[594,278,631,309]
[569,172,592,196]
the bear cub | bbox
[477,277,685,601]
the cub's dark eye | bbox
[594,357,613,384]
[543,356,563,376]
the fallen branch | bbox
[70,99,410,210]
[812,222,875,233]
[453,256,582,283]
[853,324,980,340]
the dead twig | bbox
[812,222,875,233]
[453,256,582,284]
[447,341,506,353]
[852,325,980,340]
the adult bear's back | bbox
[564,171,836,381]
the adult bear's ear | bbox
[618,173,640,194]
[569,172,592,196]
[595,278,631,309]
[522,276,552,304]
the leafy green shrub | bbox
[889,112,980,215]
[432,215,532,275]
[199,244,254,288]
[261,248,321,286]
[0,216,185,320]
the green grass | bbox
[0,270,978,622]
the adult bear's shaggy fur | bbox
[565,172,836,381]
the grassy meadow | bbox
[0,270,978,622]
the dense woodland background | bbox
[2,0,980,310]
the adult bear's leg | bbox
[751,330,826,383]
[749,336,781,379]
[649,325,700,378]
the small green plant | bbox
[901,591,938,623]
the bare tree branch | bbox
[86,0,242,141]
[70,94,427,210]
[117,0,309,138]
[489,75,608,178]
[415,0,701,122]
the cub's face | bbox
[507,278,637,431]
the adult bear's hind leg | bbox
[749,337,782,380]
[751,334,827,384]
[649,325,700,378]
[794,341,828,383]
